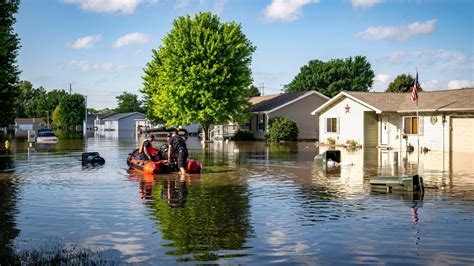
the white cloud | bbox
[62,0,141,15]
[388,51,407,63]
[68,35,102,49]
[354,19,437,41]
[67,60,127,71]
[373,73,390,91]
[213,0,227,15]
[263,0,320,22]
[174,0,189,9]
[421,80,444,91]
[113,32,151,48]
[448,80,474,90]
[351,0,384,8]
[414,49,473,69]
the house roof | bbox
[248,94,279,105]
[251,91,329,113]
[102,112,145,121]
[312,88,474,115]
[15,118,46,124]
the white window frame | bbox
[325,117,339,133]
[257,113,265,132]
[403,116,423,135]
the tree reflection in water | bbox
[0,154,20,264]
[132,175,254,262]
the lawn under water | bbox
[0,136,473,264]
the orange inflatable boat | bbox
[126,148,202,174]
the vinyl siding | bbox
[319,98,372,146]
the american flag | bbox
[411,71,419,103]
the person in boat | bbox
[167,131,188,176]
[139,133,158,161]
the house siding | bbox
[269,93,327,140]
[319,98,372,146]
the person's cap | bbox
[166,132,172,137]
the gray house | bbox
[96,112,145,138]
[244,91,329,140]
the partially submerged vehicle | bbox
[36,129,58,144]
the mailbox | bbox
[28,130,36,143]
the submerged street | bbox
[0,136,473,264]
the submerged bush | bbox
[265,117,298,142]
[233,130,254,141]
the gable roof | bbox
[248,94,279,105]
[251,91,329,113]
[102,112,145,121]
[312,88,474,115]
[15,118,46,124]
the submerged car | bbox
[36,130,58,144]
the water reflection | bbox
[0,154,20,264]
[127,169,253,262]
[0,136,472,264]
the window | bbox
[403,116,419,134]
[257,113,266,131]
[326,118,338,133]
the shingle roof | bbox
[15,118,46,124]
[251,91,308,112]
[345,88,474,112]
[248,94,279,105]
[102,112,145,120]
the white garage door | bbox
[451,117,474,153]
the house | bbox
[244,91,329,140]
[311,88,474,153]
[14,118,47,137]
[95,112,146,138]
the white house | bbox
[311,88,474,154]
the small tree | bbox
[386,74,423,92]
[265,117,298,142]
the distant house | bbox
[95,112,146,138]
[14,118,47,137]
[244,91,329,140]
[311,88,474,153]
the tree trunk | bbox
[201,124,210,142]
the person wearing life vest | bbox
[139,134,155,161]
[167,131,188,176]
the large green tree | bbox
[285,56,375,98]
[26,89,68,125]
[0,0,21,127]
[15,81,46,118]
[142,12,256,141]
[386,74,423,92]
[52,94,86,127]
[246,85,261,97]
[114,91,145,113]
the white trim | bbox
[311,92,382,115]
[267,91,330,114]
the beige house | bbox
[311,88,474,153]
[243,91,329,140]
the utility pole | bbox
[69,83,72,94]
[259,83,264,96]
[83,95,87,137]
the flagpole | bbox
[415,68,420,175]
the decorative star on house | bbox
[345,104,350,113]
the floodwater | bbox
[0,136,473,264]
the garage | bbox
[450,117,474,174]
[451,117,474,153]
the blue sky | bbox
[15,0,474,109]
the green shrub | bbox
[234,130,254,141]
[346,139,358,146]
[265,117,298,142]
[327,137,336,145]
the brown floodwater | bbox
[0,136,473,264]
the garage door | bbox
[451,117,474,153]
